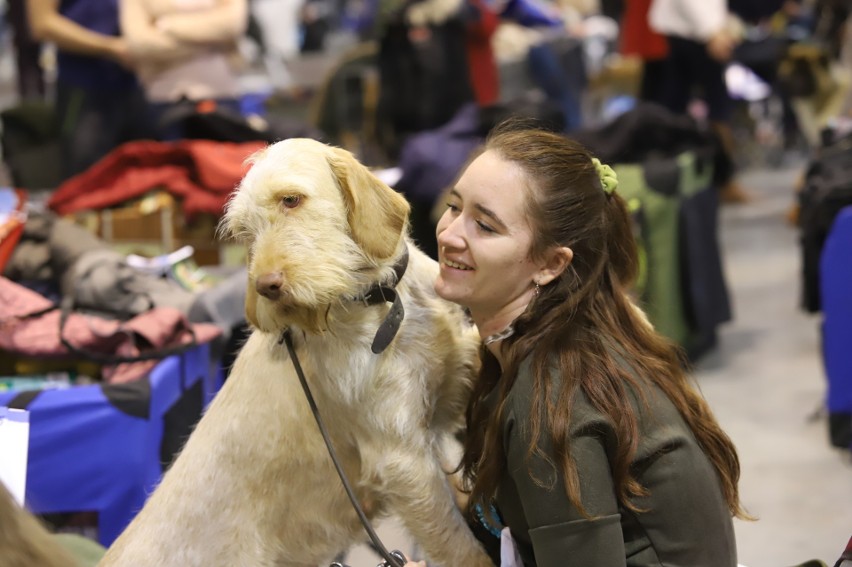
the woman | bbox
[410,124,746,566]
[120,0,248,140]
[26,0,151,179]
[648,0,751,203]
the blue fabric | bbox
[396,103,482,204]
[0,343,214,546]
[821,206,852,414]
[525,41,584,132]
[498,0,563,27]
[395,103,483,258]
[57,0,136,90]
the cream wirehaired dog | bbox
[99,139,493,567]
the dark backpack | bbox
[0,101,63,189]
[799,130,852,313]
[159,100,324,144]
[728,0,785,23]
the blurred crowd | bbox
[0,0,849,186]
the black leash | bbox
[281,329,406,567]
[278,246,412,567]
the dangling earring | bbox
[534,280,541,296]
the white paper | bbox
[372,167,403,188]
[0,407,30,505]
[500,527,523,567]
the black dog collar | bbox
[361,245,409,354]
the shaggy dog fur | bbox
[99,139,493,567]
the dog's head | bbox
[222,138,411,333]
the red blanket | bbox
[47,139,266,218]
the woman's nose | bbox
[436,212,464,249]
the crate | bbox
[0,343,221,546]
[69,192,244,267]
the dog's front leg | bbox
[364,437,494,567]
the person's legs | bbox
[56,83,155,179]
[660,36,697,115]
[526,43,583,132]
[710,123,752,203]
[700,50,752,203]
[119,86,158,143]
[7,0,45,100]
[55,83,110,179]
[639,58,669,105]
[146,99,188,142]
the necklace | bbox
[474,502,504,538]
[483,323,515,345]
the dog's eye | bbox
[281,195,301,209]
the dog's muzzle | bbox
[256,272,285,300]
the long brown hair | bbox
[461,123,748,519]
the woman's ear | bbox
[536,246,573,286]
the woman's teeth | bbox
[444,259,473,270]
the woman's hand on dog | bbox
[403,553,426,567]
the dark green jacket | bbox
[491,358,737,567]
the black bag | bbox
[733,36,789,84]
[799,130,852,313]
[0,101,63,189]
[159,100,324,144]
[728,0,785,23]
[376,9,474,158]
[572,102,733,187]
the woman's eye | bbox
[282,195,301,208]
[446,202,460,213]
[476,221,495,233]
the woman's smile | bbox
[442,258,474,271]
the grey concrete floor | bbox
[697,164,852,567]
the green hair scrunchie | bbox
[591,157,618,196]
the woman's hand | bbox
[401,553,426,567]
[706,30,735,62]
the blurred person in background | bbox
[649,0,752,203]
[619,0,668,105]
[27,0,153,179]
[6,0,45,99]
[120,0,249,140]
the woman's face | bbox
[434,150,545,322]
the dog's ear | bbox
[327,147,410,262]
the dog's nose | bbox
[256,272,285,300]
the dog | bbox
[99,139,493,567]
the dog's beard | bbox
[254,298,329,335]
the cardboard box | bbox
[70,192,244,266]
